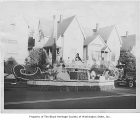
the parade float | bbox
[12,60,120,91]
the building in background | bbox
[37,15,122,66]
[83,27,111,65]
[1,15,28,66]
[121,31,136,56]
[92,24,122,66]
[37,15,86,61]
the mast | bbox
[23,15,33,32]
[52,15,57,66]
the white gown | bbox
[57,66,70,81]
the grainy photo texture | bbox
[0,1,139,113]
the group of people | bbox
[38,53,83,72]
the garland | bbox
[27,85,115,91]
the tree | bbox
[29,48,50,70]
[119,51,136,72]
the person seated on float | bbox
[56,58,65,72]
[57,63,70,81]
[59,57,65,65]
[62,64,66,73]
[75,53,82,62]
[48,61,58,80]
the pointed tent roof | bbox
[121,34,136,51]
[43,16,76,48]
[94,25,115,42]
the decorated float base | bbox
[27,80,115,91]
[12,64,117,91]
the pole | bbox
[23,15,33,32]
[52,15,57,66]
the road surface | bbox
[4,85,136,109]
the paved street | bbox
[4,85,136,109]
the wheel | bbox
[128,80,134,88]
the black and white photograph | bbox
[0,0,139,115]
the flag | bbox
[38,21,44,40]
